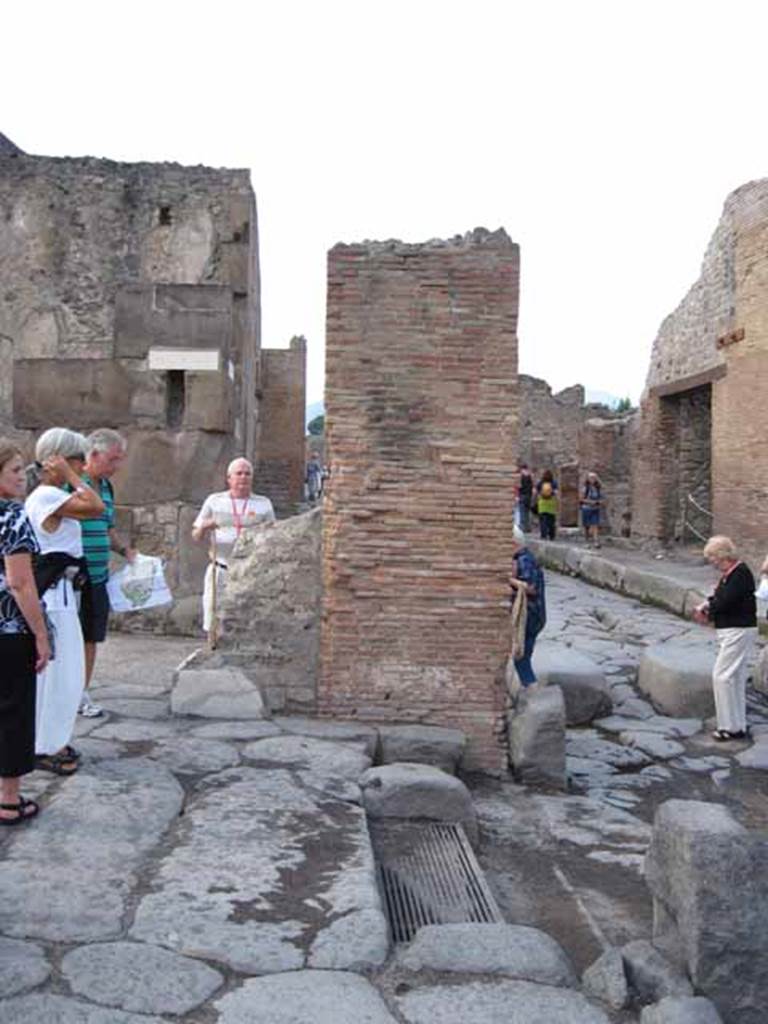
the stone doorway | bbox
[659,383,712,542]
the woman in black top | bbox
[0,441,51,824]
[694,535,757,740]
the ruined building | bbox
[632,179,768,558]
[319,229,520,773]
[0,136,306,622]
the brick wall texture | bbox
[633,179,768,561]
[319,229,520,773]
[258,336,307,514]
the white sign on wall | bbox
[148,347,220,372]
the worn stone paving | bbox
[0,569,765,1023]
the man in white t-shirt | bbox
[192,457,275,641]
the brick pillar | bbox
[320,229,519,773]
[558,463,580,527]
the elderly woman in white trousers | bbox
[694,536,757,741]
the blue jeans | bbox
[514,620,542,686]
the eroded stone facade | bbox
[0,140,306,620]
[632,179,768,558]
[320,229,519,773]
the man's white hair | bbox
[226,457,253,476]
[87,428,127,455]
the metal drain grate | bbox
[376,822,503,943]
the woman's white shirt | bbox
[25,485,83,557]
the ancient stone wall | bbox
[579,415,635,537]
[519,376,584,470]
[320,229,519,774]
[633,179,768,559]
[257,336,307,514]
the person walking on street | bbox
[518,463,534,533]
[192,458,275,645]
[77,429,135,717]
[0,440,50,824]
[306,452,323,504]
[509,525,547,687]
[694,535,757,741]
[536,469,558,541]
[581,471,602,547]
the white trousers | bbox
[36,580,85,755]
[202,562,228,632]
[712,627,756,732]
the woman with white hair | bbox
[25,428,104,775]
[694,535,757,741]
[192,457,275,644]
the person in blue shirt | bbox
[509,525,546,686]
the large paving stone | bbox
[595,715,701,739]
[566,732,651,770]
[398,923,577,987]
[0,937,50,997]
[640,996,724,1023]
[736,738,768,769]
[396,979,612,1023]
[533,643,612,725]
[638,645,715,718]
[95,698,170,719]
[0,760,183,942]
[89,720,178,742]
[274,717,378,759]
[214,971,398,1024]
[509,685,566,789]
[171,666,267,718]
[61,941,223,1014]
[131,767,387,973]
[360,763,476,837]
[189,719,283,741]
[377,724,466,773]
[619,731,685,761]
[0,994,165,1023]
[645,799,768,1024]
[146,736,240,774]
[243,735,371,780]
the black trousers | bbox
[0,634,36,777]
[539,512,556,540]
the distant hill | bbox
[306,400,324,429]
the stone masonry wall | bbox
[633,179,768,559]
[320,229,519,774]
[257,336,307,514]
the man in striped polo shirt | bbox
[78,429,135,716]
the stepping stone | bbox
[360,763,476,838]
[0,937,50,997]
[0,760,183,943]
[214,971,398,1024]
[377,724,465,773]
[0,994,165,1023]
[171,666,266,719]
[398,923,577,987]
[61,942,223,1015]
[396,979,611,1023]
[638,646,715,718]
[509,686,566,790]
[131,767,388,973]
[533,644,612,725]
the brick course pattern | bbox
[319,229,519,773]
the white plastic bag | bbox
[107,553,172,612]
[756,576,768,602]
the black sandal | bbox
[63,744,81,762]
[0,796,40,826]
[35,752,79,776]
[712,729,747,742]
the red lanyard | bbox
[230,495,249,536]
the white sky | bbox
[4,0,768,407]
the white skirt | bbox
[36,579,85,755]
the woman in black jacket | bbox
[694,535,757,740]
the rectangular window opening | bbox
[166,370,185,427]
